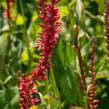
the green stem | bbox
[19,0,29,47]
[19,0,33,72]
[49,60,61,109]
[85,94,88,109]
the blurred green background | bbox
[0,0,109,109]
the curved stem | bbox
[49,60,61,109]
[19,0,29,47]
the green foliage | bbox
[0,86,19,109]
[0,0,109,109]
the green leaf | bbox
[3,76,12,85]
[60,65,84,107]
[57,0,70,6]
[58,6,68,18]
[0,86,19,109]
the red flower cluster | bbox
[19,0,61,108]
[19,74,39,109]
[32,0,61,80]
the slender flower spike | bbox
[19,74,39,109]
[19,0,61,108]
[73,25,87,94]
[104,0,109,62]
[88,38,98,109]
[32,0,61,80]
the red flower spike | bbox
[19,0,61,108]
[88,38,98,109]
[32,0,61,80]
[104,0,109,62]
